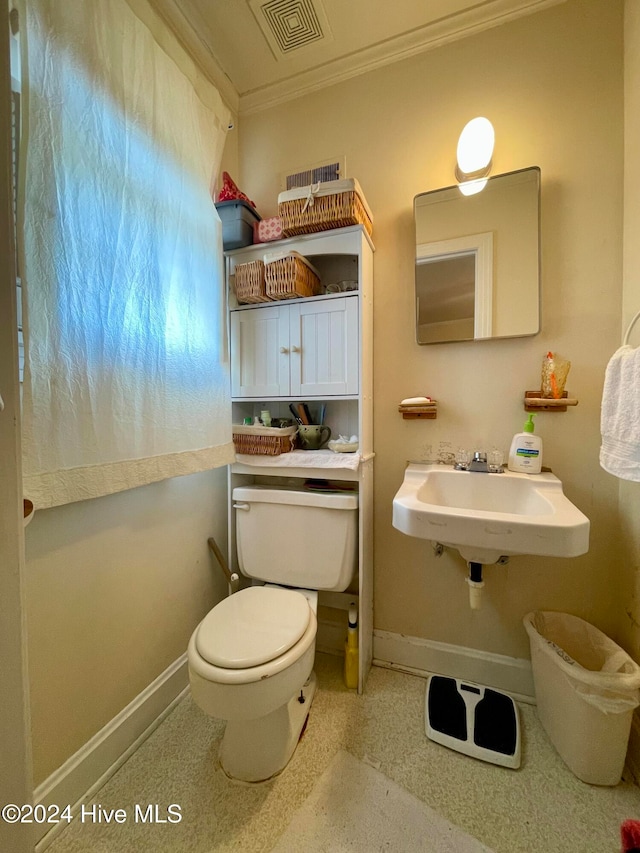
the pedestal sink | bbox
[392,463,590,564]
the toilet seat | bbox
[189,604,317,686]
[196,586,312,669]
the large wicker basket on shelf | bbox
[265,253,321,300]
[278,178,373,238]
[233,260,269,304]
[232,424,297,456]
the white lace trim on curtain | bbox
[20,0,234,509]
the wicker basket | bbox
[233,260,270,304]
[264,252,321,300]
[232,424,297,456]
[278,178,373,238]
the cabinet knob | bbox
[291,345,301,353]
[279,346,289,354]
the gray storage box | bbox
[215,200,261,250]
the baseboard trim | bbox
[35,654,189,850]
[373,629,535,703]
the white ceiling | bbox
[159,0,566,115]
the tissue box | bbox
[253,216,283,244]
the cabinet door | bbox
[289,297,359,397]
[230,306,290,397]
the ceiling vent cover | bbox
[250,0,334,59]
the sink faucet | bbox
[454,450,504,473]
[468,451,488,472]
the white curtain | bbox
[20,0,234,509]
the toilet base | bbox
[220,671,317,783]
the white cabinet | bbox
[230,304,289,398]
[225,225,374,693]
[230,295,359,399]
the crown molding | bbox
[148,0,240,116]
[238,0,566,115]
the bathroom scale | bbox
[425,675,521,769]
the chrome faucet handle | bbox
[488,448,504,473]
[454,448,471,470]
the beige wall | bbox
[239,0,626,660]
[25,467,228,785]
[620,0,640,662]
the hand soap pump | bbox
[508,413,542,474]
[343,604,359,689]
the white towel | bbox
[600,345,640,480]
[234,449,362,471]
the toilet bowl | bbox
[187,485,358,783]
[188,585,318,781]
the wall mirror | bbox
[414,167,540,344]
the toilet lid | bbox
[196,586,311,669]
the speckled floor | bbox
[45,654,640,853]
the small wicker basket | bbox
[232,424,297,456]
[265,253,321,300]
[278,179,373,238]
[233,260,270,304]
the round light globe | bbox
[456,117,495,177]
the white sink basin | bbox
[392,463,590,564]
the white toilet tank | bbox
[232,485,358,592]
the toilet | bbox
[188,485,358,782]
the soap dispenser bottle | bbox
[343,605,359,689]
[508,414,542,474]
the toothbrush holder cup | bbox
[297,424,331,450]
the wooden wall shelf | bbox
[524,391,578,412]
[400,411,437,419]
[398,402,437,420]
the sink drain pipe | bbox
[466,562,484,610]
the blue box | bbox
[215,200,261,250]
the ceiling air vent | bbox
[249,0,334,59]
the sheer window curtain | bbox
[19,0,234,509]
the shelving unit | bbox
[225,225,374,693]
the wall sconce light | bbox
[455,116,495,196]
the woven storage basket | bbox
[232,424,297,456]
[233,260,270,304]
[265,252,321,300]
[278,178,373,238]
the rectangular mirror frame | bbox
[414,167,541,345]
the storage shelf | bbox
[224,223,374,258]
[226,225,374,694]
[230,289,358,311]
[231,449,372,482]
[232,394,359,403]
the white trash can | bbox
[524,611,640,786]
